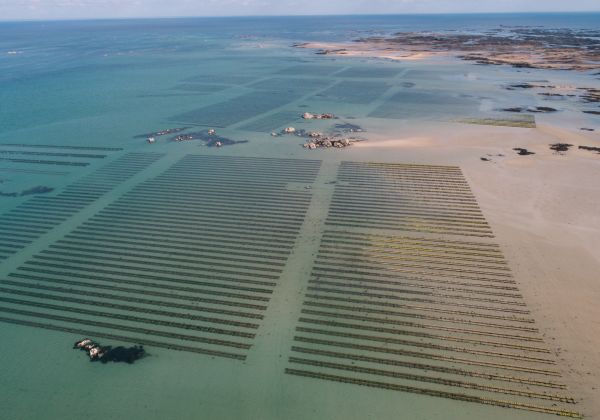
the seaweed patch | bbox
[0,186,54,198]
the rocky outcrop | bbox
[303,136,353,150]
[302,112,336,120]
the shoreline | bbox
[335,118,600,417]
[296,26,600,72]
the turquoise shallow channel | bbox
[0,14,596,420]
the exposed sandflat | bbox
[344,121,600,417]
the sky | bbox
[1,0,599,21]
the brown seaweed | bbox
[549,143,573,152]
[513,148,535,156]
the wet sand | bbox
[348,121,600,418]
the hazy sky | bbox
[1,0,599,20]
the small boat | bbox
[147,137,156,144]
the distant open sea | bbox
[1,13,598,138]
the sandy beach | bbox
[297,42,444,61]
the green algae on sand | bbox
[457,115,536,129]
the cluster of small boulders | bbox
[74,338,107,361]
[174,128,217,142]
[303,137,353,149]
[272,112,356,149]
[302,112,335,120]
[174,134,195,142]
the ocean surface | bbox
[0,13,597,420]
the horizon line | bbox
[1,10,600,23]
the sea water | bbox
[0,14,598,420]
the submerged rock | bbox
[578,88,600,103]
[502,106,558,113]
[74,338,146,364]
[134,127,188,139]
[169,131,248,147]
[21,186,54,196]
[0,185,54,198]
[334,122,364,133]
[509,83,537,89]
[528,106,558,113]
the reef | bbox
[334,122,364,133]
[274,123,364,148]
[501,106,558,113]
[579,88,600,103]
[134,127,189,139]
[0,185,54,198]
[170,131,248,147]
[299,27,600,71]
[504,83,598,111]
[20,186,54,196]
